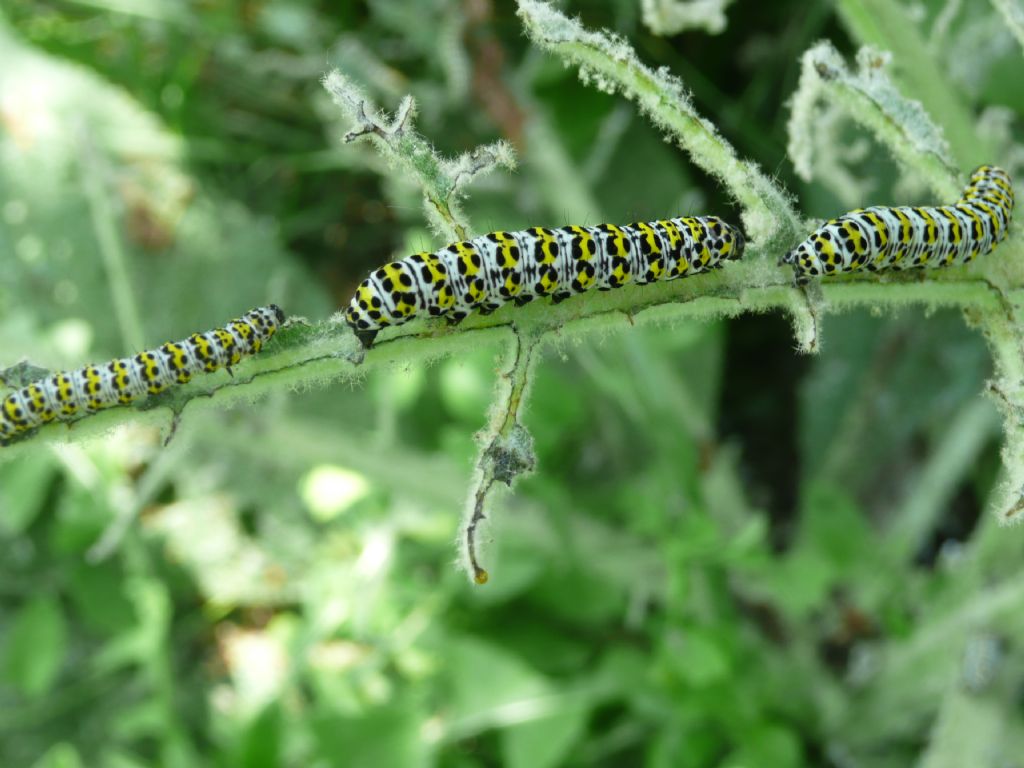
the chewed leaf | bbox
[516,0,800,251]
[788,41,959,200]
[322,70,516,243]
[640,0,735,35]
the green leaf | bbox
[446,638,589,768]
[768,549,835,619]
[30,743,83,768]
[109,699,165,742]
[448,637,549,722]
[0,454,57,536]
[311,705,426,768]
[502,704,588,768]
[798,482,872,570]
[649,723,722,768]
[96,750,150,768]
[66,561,135,635]
[835,0,992,167]
[671,628,732,688]
[529,566,625,627]
[2,596,68,698]
[439,346,499,424]
[237,703,281,768]
[49,481,113,556]
[722,723,802,768]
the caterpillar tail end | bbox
[731,228,746,261]
[354,328,379,350]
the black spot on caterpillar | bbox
[782,165,1014,283]
[345,217,746,348]
[0,305,285,445]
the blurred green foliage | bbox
[1,1,1023,767]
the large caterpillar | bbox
[782,165,1014,282]
[0,305,285,445]
[345,216,746,348]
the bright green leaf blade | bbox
[2,596,68,698]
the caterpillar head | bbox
[245,305,286,339]
[779,241,802,267]
[346,279,386,349]
[965,165,1014,207]
[729,227,746,261]
[780,237,820,284]
[969,165,1010,185]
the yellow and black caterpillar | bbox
[782,165,1014,283]
[0,305,284,445]
[345,216,746,348]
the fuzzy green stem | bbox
[640,0,735,35]
[322,71,515,242]
[788,42,960,199]
[990,0,1024,52]
[516,0,801,250]
[975,299,1024,525]
[0,270,1005,445]
[836,0,995,167]
[461,329,541,584]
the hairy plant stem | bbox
[516,0,802,250]
[836,0,996,167]
[462,329,540,584]
[8,272,1021,518]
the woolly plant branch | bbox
[515,0,802,251]
[787,98,874,210]
[321,70,516,241]
[835,0,997,168]
[991,0,1024,53]
[639,0,735,36]
[6,8,1024,558]
[976,298,1024,525]
[460,329,541,584]
[787,41,960,200]
[785,38,1024,528]
[2,275,1010,456]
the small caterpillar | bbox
[0,305,285,445]
[345,216,746,348]
[782,165,1014,283]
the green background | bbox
[1,0,1022,766]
